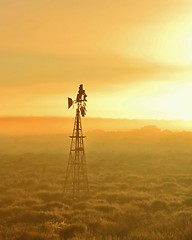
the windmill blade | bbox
[68,98,73,109]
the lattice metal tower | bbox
[64,84,89,198]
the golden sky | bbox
[0,0,192,120]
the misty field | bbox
[0,128,192,239]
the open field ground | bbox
[0,128,192,239]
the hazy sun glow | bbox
[86,80,192,120]
[157,19,192,65]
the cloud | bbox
[0,51,191,91]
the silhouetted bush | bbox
[150,200,168,212]
[183,198,192,207]
[59,223,86,239]
[18,211,62,224]
[17,231,52,240]
[37,191,63,202]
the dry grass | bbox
[0,130,192,239]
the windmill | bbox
[64,84,89,198]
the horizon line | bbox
[0,115,192,122]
